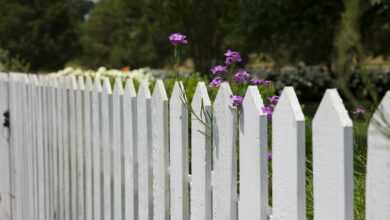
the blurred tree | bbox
[0,0,91,71]
[237,0,344,67]
[80,0,166,69]
[81,0,240,73]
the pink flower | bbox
[224,49,242,65]
[262,105,274,119]
[233,69,251,84]
[268,96,279,105]
[353,107,365,116]
[210,65,227,75]
[230,95,244,107]
[209,76,224,88]
[250,78,272,86]
[169,33,188,45]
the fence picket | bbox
[137,80,153,220]
[239,86,268,220]
[123,79,137,220]
[312,89,353,220]
[56,77,65,220]
[84,76,93,220]
[4,74,390,220]
[101,78,112,220]
[366,91,390,220]
[92,77,102,220]
[62,77,71,220]
[76,77,85,220]
[112,78,123,220]
[152,80,169,220]
[170,82,190,220]
[190,82,212,220]
[68,76,78,220]
[49,78,59,220]
[0,73,11,220]
[271,87,305,220]
[213,83,238,220]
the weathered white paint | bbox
[112,78,123,220]
[84,76,93,220]
[0,73,11,220]
[312,89,353,220]
[239,86,268,220]
[170,82,190,220]
[122,79,137,220]
[101,78,112,220]
[151,80,169,220]
[271,87,305,220]
[366,91,390,220]
[137,80,153,220]
[91,77,102,220]
[212,83,237,220]
[190,82,212,220]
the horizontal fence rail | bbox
[0,72,389,220]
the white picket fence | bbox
[0,72,389,220]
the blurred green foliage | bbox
[0,0,92,71]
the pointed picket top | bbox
[212,82,237,220]
[312,89,353,220]
[85,76,93,91]
[170,81,189,220]
[272,87,306,220]
[113,77,124,95]
[190,82,212,220]
[124,78,136,97]
[138,80,151,99]
[31,75,40,86]
[102,77,112,94]
[368,91,390,138]
[191,82,211,110]
[152,80,168,101]
[93,77,103,92]
[366,91,390,220]
[242,86,264,115]
[170,81,186,106]
[214,82,233,110]
[274,87,304,121]
[78,76,85,91]
[69,75,78,90]
[50,77,58,88]
[239,86,268,220]
[151,79,169,220]
[313,89,352,127]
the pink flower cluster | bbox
[208,49,274,108]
